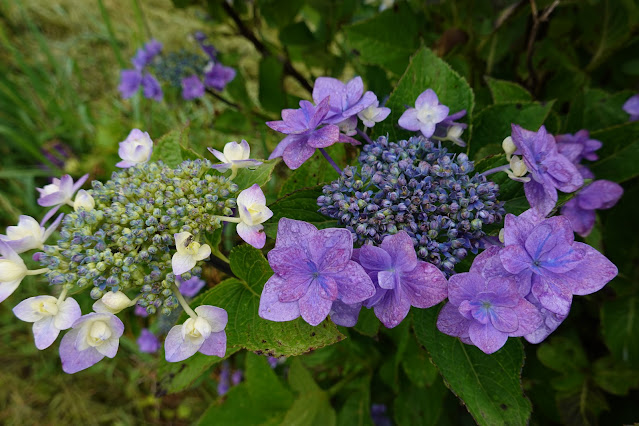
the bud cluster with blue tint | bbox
[317,135,505,275]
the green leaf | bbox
[564,88,635,133]
[258,0,303,28]
[259,56,287,114]
[214,109,252,134]
[264,187,338,239]
[484,77,532,104]
[588,121,639,183]
[413,308,531,426]
[337,376,374,426]
[283,359,336,426]
[279,22,316,46]
[245,352,295,411]
[373,47,474,143]
[278,146,346,197]
[288,357,321,393]
[601,296,639,364]
[592,356,639,396]
[232,158,279,191]
[150,126,187,167]
[344,3,420,75]
[537,336,588,373]
[215,245,344,356]
[353,307,380,337]
[197,384,286,426]
[401,333,438,388]
[393,379,448,426]
[468,101,554,160]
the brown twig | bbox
[525,0,561,93]
[221,1,313,94]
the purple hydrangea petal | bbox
[60,329,105,374]
[33,316,60,350]
[509,298,543,337]
[524,179,557,217]
[378,270,398,290]
[329,300,362,327]
[179,276,206,298]
[306,124,340,148]
[559,242,618,296]
[258,275,302,321]
[203,64,236,91]
[397,109,421,131]
[468,322,508,354]
[298,281,333,326]
[399,262,448,309]
[181,75,205,100]
[309,228,353,272]
[141,73,162,101]
[437,302,472,338]
[137,329,160,353]
[282,135,316,170]
[273,218,318,250]
[380,231,418,272]
[373,287,411,329]
[357,244,392,272]
[0,280,22,304]
[447,272,484,306]
[199,331,226,357]
[236,222,266,249]
[195,306,228,332]
[164,325,201,362]
[577,180,623,210]
[332,261,376,304]
[54,297,82,330]
[531,275,573,316]
[622,94,639,121]
[118,69,142,98]
[489,306,518,333]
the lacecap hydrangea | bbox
[318,135,505,275]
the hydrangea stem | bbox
[25,268,49,276]
[57,287,68,303]
[319,148,342,175]
[173,284,198,319]
[356,128,373,144]
[214,215,242,224]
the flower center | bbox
[184,317,212,340]
[36,300,58,316]
[87,321,112,347]
[417,107,436,124]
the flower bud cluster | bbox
[37,159,238,315]
[317,135,505,275]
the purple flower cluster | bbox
[267,76,389,170]
[118,34,236,102]
[437,209,618,353]
[259,219,447,329]
[509,125,622,236]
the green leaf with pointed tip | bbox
[601,296,639,365]
[372,47,474,143]
[245,352,295,412]
[469,101,554,160]
[150,126,187,167]
[284,359,336,426]
[413,307,531,426]
[337,376,374,426]
[394,378,448,426]
[485,77,532,104]
[278,146,346,197]
[564,88,635,133]
[264,187,338,239]
[232,158,279,191]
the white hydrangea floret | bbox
[93,291,134,314]
[116,129,154,168]
[0,214,63,253]
[236,184,273,249]
[171,232,211,276]
[208,140,262,179]
[13,295,81,349]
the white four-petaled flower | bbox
[59,312,124,374]
[0,214,63,253]
[165,305,227,362]
[0,240,30,303]
[171,232,211,276]
[208,140,262,177]
[37,174,89,223]
[236,184,273,249]
[116,129,154,168]
[13,295,81,349]
[357,99,391,128]
[398,89,449,138]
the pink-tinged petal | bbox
[345,76,364,105]
[437,303,471,337]
[199,330,226,357]
[38,192,69,207]
[0,280,21,303]
[398,109,421,131]
[559,242,618,296]
[207,147,227,163]
[523,294,566,343]
[338,133,361,146]
[509,299,543,337]
[258,275,301,321]
[524,180,557,217]
[358,244,392,271]
[329,300,362,327]
[400,262,448,308]
[232,159,263,168]
[269,134,302,160]
[165,325,201,362]
[381,231,418,272]
[332,261,376,304]
[195,306,228,332]
[282,136,316,170]
[489,307,518,333]
[172,252,196,276]
[33,316,60,349]
[54,297,82,330]
[274,218,318,249]
[415,89,439,109]
[60,329,105,374]
[236,222,267,249]
[71,174,89,193]
[298,282,333,326]
[419,122,437,138]
[310,228,353,272]
[378,271,398,290]
[238,184,266,206]
[468,322,508,354]
[307,125,340,148]
[470,246,501,274]
[447,272,484,306]
[268,246,308,277]
[115,160,139,168]
[500,245,532,275]
[107,314,125,337]
[373,287,411,329]
[343,91,377,118]
[531,275,572,316]
[95,337,119,358]
[317,275,338,300]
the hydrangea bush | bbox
[2,1,639,424]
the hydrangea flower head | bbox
[398,89,450,138]
[499,214,617,316]
[172,232,211,276]
[141,73,163,101]
[623,94,639,121]
[59,312,124,374]
[181,75,205,100]
[560,180,623,237]
[266,97,341,169]
[1,214,63,253]
[312,76,377,124]
[204,63,236,91]
[354,231,448,328]
[437,272,542,354]
[510,125,583,216]
[555,130,602,163]
[165,305,227,362]
[259,218,375,326]
[208,140,262,174]
[13,295,81,349]
[116,129,154,168]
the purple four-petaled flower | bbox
[555,130,602,163]
[398,89,450,138]
[311,76,377,124]
[560,180,623,237]
[258,218,375,326]
[181,75,205,100]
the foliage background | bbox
[0,0,638,424]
